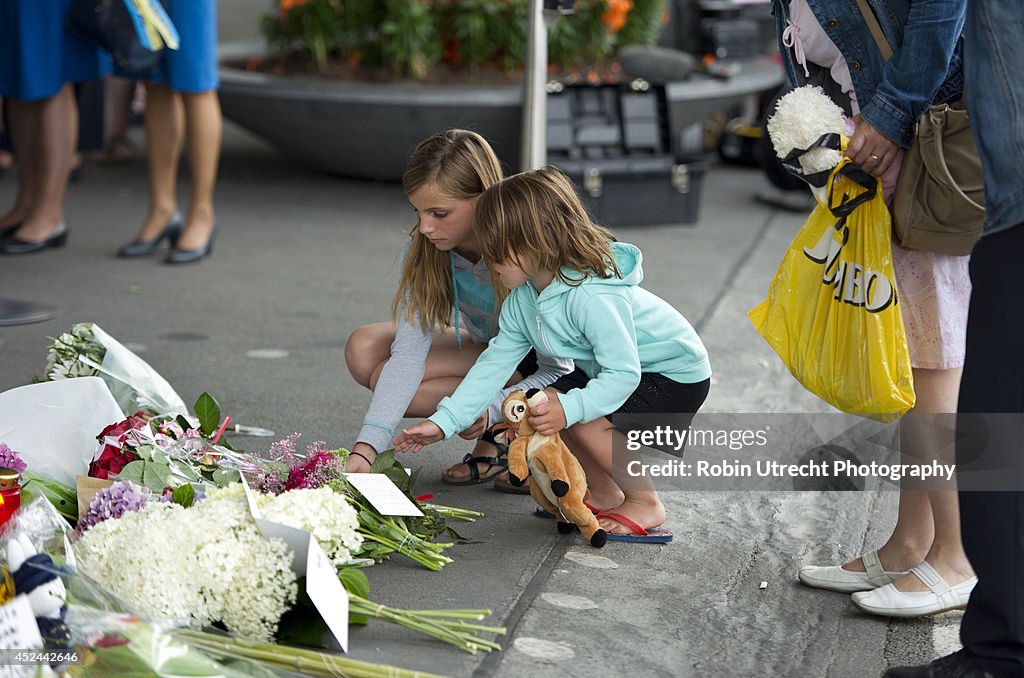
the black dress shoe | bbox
[1,222,68,255]
[165,223,217,264]
[885,650,997,678]
[117,213,183,257]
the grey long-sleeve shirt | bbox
[355,250,574,453]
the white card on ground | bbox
[342,473,423,516]
[306,539,349,653]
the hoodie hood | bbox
[540,242,644,300]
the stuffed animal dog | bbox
[502,389,607,548]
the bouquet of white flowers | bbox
[44,322,188,417]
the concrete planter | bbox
[218,43,523,181]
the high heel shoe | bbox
[117,213,183,257]
[165,223,217,264]
[1,222,68,255]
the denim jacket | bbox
[771,0,966,148]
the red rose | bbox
[89,413,149,478]
[96,412,150,444]
[88,444,138,479]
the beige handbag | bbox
[855,0,985,256]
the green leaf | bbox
[368,449,396,473]
[116,460,147,485]
[211,469,240,486]
[338,567,371,599]
[193,392,222,436]
[172,484,196,508]
[21,470,78,522]
[144,462,173,493]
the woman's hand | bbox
[846,116,900,177]
[394,421,444,452]
[527,388,567,436]
[458,412,489,440]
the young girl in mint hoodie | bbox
[395,167,711,542]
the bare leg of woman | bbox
[888,368,975,592]
[177,90,220,250]
[134,83,183,242]
[1,97,41,228]
[841,367,967,578]
[12,84,77,241]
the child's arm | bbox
[484,353,574,429]
[558,292,643,427]
[353,311,432,455]
[395,303,534,450]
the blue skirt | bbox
[0,0,110,101]
[115,0,219,93]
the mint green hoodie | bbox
[429,242,711,438]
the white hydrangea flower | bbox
[75,493,298,642]
[262,487,364,568]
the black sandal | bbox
[440,427,510,485]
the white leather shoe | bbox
[799,550,909,593]
[851,561,977,617]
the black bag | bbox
[66,0,164,75]
[546,82,707,226]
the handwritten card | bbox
[342,473,423,517]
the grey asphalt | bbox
[0,4,965,677]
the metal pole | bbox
[520,0,548,171]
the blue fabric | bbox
[429,242,711,437]
[116,0,218,92]
[964,0,1024,237]
[0,0,109,101]
[771,0,966,148]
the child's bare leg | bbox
[343,324,489,472]
[567,417,666,533]
[561,427,623,509]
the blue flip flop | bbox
[597,511,673,544]
[534,502,600,520]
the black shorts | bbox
[550,368,711,455]
[515,349,540,379]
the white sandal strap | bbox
[910,562,951,595]
[862,550,888,585]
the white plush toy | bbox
[767,85,856,175]
[7,533,67,620]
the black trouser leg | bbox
[957,225,1024,675]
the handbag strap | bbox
[852,0,893,61]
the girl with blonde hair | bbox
[344,130,572,485]
[395,167,711,541]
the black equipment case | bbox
[546,81,706,227]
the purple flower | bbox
[0,443,27,475]
[77,481,149,534]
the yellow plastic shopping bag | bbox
[749,157,915,421]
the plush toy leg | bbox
[558,489,607,548]
[529,482,575,533]
[506,438,530,486]
[533,447,572,497]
